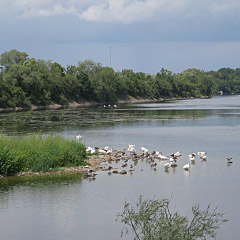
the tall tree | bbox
[0,49,28,71]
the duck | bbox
[227,157,233,164]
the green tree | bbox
[0,49,28,71]
[117,196,227,240]
[89,67,118,102]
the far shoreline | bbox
[0,95,212,113]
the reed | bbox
[0,135,87,176]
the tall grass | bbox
[0,135,87,176]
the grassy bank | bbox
[0,135,87,176]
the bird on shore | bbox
[128,144,136,154]
[86,146,96,154]
[141,147,149,154]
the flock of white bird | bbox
[129,144,208,172]
[83,141,210,173]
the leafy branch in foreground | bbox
[116,196,228,240]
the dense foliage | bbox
[0,135,87,176]
[0,49,239,108]
[117,196,228,240]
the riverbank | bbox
[0,95,211,112]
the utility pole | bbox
[0,67,3,81]
[110,45,112,67]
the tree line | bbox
[0,49,239,109]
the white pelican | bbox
[190,157,195,163]
[106,148,113,154]
[98,149,107,154]
[128,144,136,154]
[174,151,181,158]
[75,135,82,141]
[188,153,196,163]
[188,153,196,158]
[197,152,206,157]
[141,147,149,154]
[201,155,208,161]
[164,163,171,170]
[183,163,190,170]
[157,152,168,160]
[86,147,96,154]
[171,161,178,167]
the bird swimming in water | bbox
[227,157,233,164]
[183,163,190,170]
[75,135,82,142]
[164,163,171,171]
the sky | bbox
[0,0,240,74]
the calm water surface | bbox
[0,95,240,240]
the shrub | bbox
[117,196,228,240]
[0,146,23,175]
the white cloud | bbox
[0,0,240,24]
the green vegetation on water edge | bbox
[0,135,87,176]
[1,49,240,109]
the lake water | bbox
[0,95,240,240]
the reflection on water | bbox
[1,95,240,136]
[0,95,240,240]
[0,173,83,194]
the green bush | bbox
[0,146,23,175]
[117,196,228,240]
[0,135,87,176]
